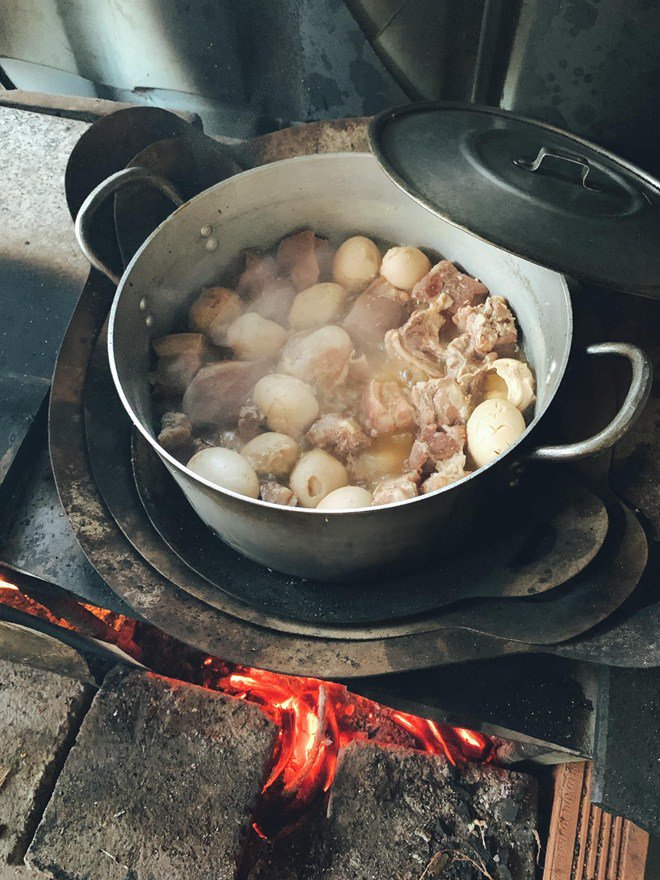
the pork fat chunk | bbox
[278,326,354,390]
[158,411,192,452]
[237,251,278,297]
[183,361,268,427]
[152,333,208,395]
[372,474,419,505]
[412,260,488,314]
[362,380,416,436]
[342,277,409,354]
[260,481,299,506]
[277,230,329,291]
[306,414,371,461]
[453,296,518,356]
[250,280,297,323]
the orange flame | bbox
[0,579,492,837]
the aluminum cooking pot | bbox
[75,152,651,581]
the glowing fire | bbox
[0,575,492,837]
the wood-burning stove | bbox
[0,98,657,879]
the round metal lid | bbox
[369,102,660,299]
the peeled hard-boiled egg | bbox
[332,236,381,291]
[467,398,526,468]
[316,486,373,510]
[187,447,259,498]
[289,450,348,508]
[288,282,348,329]
[226,312,287,361]
[483,359,536,411]
[253,373,319,438]
[241,432,299,476]
[380,246,431,291]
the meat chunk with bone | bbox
[372,474,418,505]
[453,296,518,356]
[342,277,409,354]
[362,380,416,436]
[278,326,354,390]
[411,377,472,429]
[421,452,468,493]
[445,333,497,394]
[183,361,268,427]
[412,260,488,314]
[152,333,209,395]
[157,411,192,452]
[260,481,299,506]
[277,230,332,291]
[306,414,371,461]
[383,294,452,377]
[407,425,467,475]
[237,251,278,297]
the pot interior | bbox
[109,152,571,479]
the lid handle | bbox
[513,146,602,192]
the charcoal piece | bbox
[324,741,538,880]
[0,658,92,865]
[27,668,278,880]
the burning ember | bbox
[0,572,492,837]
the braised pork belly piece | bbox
[151,230,535,508]
[157,411,193,454]
[342,277,409,354]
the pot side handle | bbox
[529,342,652,462]
[74,166,185,285]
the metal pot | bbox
[76,152,651,581]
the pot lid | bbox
[369,102,660,299]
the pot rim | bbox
[108,151,573,515]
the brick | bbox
[0,659,91,866]
[324,741,538,880]
[543,763,649,880]
[27,668,278,880]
